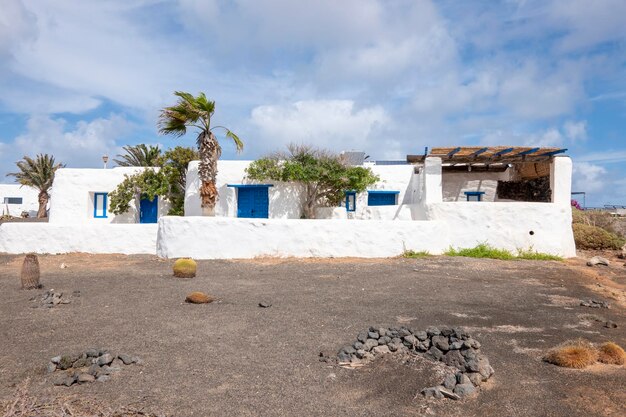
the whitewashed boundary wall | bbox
[0,224,157,255]
[157,217,449,259]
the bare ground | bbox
[0,253,625,416]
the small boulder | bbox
[432,335,450,351]
[363,338,379,351]
[77,373,95,383]
[453,383,477,398]
[372,345,390,355]
[443,374,457,390]
[426,346,444,361]
[97,353,114,366]
[186,292,215,304]
[117,354,135,365]
[421,386,444,399]
[587,256,610,267]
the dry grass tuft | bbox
[185,291,214,304]
[173,258,197,278]
[1,379,166,416]
[544,339,598,369]
[597,342,626,365]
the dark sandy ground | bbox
[0,253,624,416]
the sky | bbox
[0,0,624,207]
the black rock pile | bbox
[48,348,142,386]
[336,325,494,400]
[30,289,76,308]
[580,299,610,309]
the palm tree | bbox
[158,91,243,216]
[7,154,64,218]
[114,144,162,167]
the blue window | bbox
[464,191,485,202]
[367,190,399,206]
[3,197,23,204]
[345,191,356,212]
[227,184,273,218]
[94,192,108,218]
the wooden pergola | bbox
[407,146,567,164]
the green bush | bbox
[444,244,562,261]
[445,244,515,260]
[516,249,562,261]
[572,223,626,250]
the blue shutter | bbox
[367,191,399,206]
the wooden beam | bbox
[447,147,462,158]
[516,147,540,156]
[538,148,567,156]
[471,147,489,158]
[493,147,514,157]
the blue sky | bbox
[0,0,624,206]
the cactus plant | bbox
[173,258,197,278]
[185,292,214,304]
[21,254,42,289]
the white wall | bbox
[184,160,419,220]
[49,168,170,224]
[0,184,40,217]
[442,170,512,202]
[425,202,576,257]
[0,223,157,254]
[158,216,449,259]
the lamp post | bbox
[102,154,109,169]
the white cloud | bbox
[0,0,37,58]
[563,120,587,142]
[3,114,133,173]
[572,162,608,193]
[250,100,390,154]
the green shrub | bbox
[572,223,626,250]
[402,250,431,258]
[444,244,562,261]
[445,244,515,260]
[516,249,562,261]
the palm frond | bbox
[6,154,65,192]
[114,144,162,167]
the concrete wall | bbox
[442,170,512,202]
[184,160,420,220]
[49,167,170,224]
[157,216,449,259]
[0,184,40,217]
[0,223,157,254]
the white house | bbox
[48,167,170,224]
[0,146,577,259]
[0,184,40,217]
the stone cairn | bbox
[30,289,76,308]
[335,325,494,400]
[48,348,142,386]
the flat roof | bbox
[407,146,567,163]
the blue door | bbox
[237,187,269,218]
[140,196,158,223]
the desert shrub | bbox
[572,209,624,238]
[544,339,598,369]
[445,244,515,260]
[402,250,431,258]
[173,258,197,278]
[516,249,563,261]
[597,342,626,365]
[572,223,626,250]
[185,291,215,304]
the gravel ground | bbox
[0,253,624,416]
